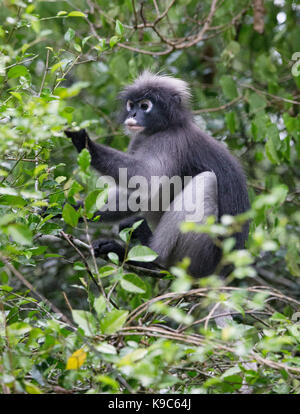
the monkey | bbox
[65,71,249,278]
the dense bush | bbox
[0,0,300,394]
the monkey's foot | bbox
[119,216,152,245]
[92,238,125,261]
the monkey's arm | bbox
[65,129,153,182]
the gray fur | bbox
[67,71,249,278]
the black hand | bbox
[92,238,125,261]
[65,129,90,153]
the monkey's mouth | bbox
[124,118,144,131]
[124,121,145,132]
[127,125,144,131]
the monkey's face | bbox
[119,85,189,137]
[123,98,152,135]
[122,96,167,137]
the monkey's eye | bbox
[126,100,134,112]
[139,99,153,113]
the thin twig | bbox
[0,253,73,327]
[241,83,300,105]
[82,217,109,306]
[38,49,50,97]
[60,230,104,296]
[193,96,242,114]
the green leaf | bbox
[73,261,86,270]
[51,61,63,74]
[95,187,108,210]
[7,224,32,246]
[25,382,43,394]
[100,310,128,334]
[0,214,17,226]
[85,189,102,219]
[0,195,26,207]
[132,219,144,230]
[120,273,147,293]
[219,75,238,100]
[266,124,281,150]
[248,92,267,114]
[64,28,75,42]
[286,241,300,277]
[109,35,119,48]
[7,65,29,79]
[95,342,117,354]
[96,39,106,52]
[107,253,119,265]
[99,265,116,277]
[225,112,236,134]
[9,91,22,101]
[94,295,106,318]
[62,203,79,227]
[77,148,91,172]
[73,43,82,52]
[7,322,32,336]
[127,246,158,262]
[119,228,131,243]
[223,41,240,57]
[265,136,280,165]
[82,35,92,47]
[115,20,124,36]
[68,11,87,18]
[95,375,118,389]
[55,176,67,184]
[72,310,97,336]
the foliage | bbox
[0,0,300,394]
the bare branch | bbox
[193,96,242,114]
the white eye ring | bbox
[139,99,153,113]
[126,100,134,112]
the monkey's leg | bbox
[149,171,221,278]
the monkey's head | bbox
[119,71,192,136]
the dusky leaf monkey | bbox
[65,71,249,277]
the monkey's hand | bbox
[65,129,90,153]
[92,238,125,262]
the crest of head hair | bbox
[129,70,191,106]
